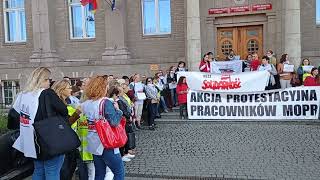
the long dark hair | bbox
[280,54,288,64]
[177,61,186,68]
[145,77,153,85]
[311,67,318,76]
[201,54,208,62]
[177,76,186,85]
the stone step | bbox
[158,111,180,119]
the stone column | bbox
[186,0,201,71]
[102,0,131,61]
[266,13,277,54]
[30,0,59,62]
[284,0,301,67]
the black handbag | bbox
[33,94,80,159]
[7,108,20,130]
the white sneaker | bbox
[122,156,131,162]
[124,154,135,159]
[164,109,169,113]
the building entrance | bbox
[217,25,263,60]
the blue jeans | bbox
[93,149,125,180]
[156,96,168,116]
[32,155,65,180]
[170,88,178,106]
[159,96,168,110]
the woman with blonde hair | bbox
[51,80,83,180]
[81,76,124,180]
[11,67,68,180]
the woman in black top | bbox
[11,67,68,180]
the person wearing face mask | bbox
[154,72,169,114]
[250,53,261,71]
[199,54,211,72]
[243,54,252,72]
[258,56,278,90]
[144,77,159,130]
[167,66,178,107]
[266,50,277,66]
[226,50,236,61]
[176,61,188,72]
[277,54,293,89]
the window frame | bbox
[1,80,20,107]
[2,0,27,43]
[141,0,172,36]
[316,0,320,26]
[68,0,95,39]
[70,78,81,86]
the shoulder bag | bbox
[33,94,80,159]
[95,99,127,149]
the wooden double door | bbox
[217,26,263,60]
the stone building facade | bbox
[0,0,319,106]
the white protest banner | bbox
[178,71,269,93]
[210,60,243,74]
[187,87,320,120]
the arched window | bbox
[247,40,259,54]
[221,41,233,55]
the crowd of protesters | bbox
[8,60,190,180]
[10,49,319,180]
[199,50,320,89]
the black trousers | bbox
[120,123,135,156]
[60,150,77,180]
[148,103,158,126]
[179,103,187,118]
[60,150,89,180]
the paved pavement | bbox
[124,121,320,180]
[22,121,320,180]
